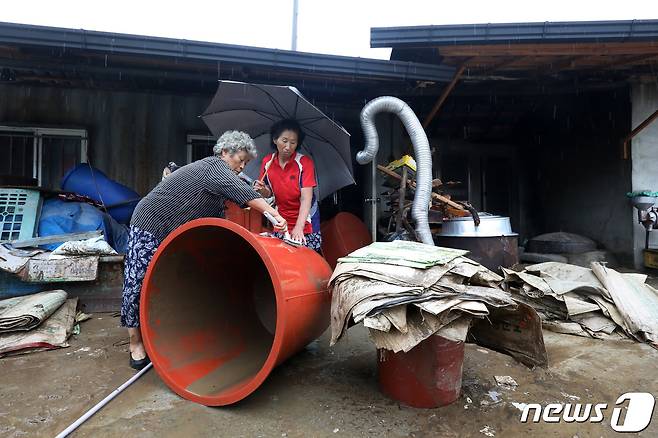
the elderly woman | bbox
[122,130,286,370]
[253,119,321,252]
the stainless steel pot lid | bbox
[439,215,517,237]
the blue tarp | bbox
[37,199,129,253]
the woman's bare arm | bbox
[291,187,313,242]
[247,198,287,231]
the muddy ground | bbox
[1,312,657,437]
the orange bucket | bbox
[378,335,465,408]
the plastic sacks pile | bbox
[503,261,658,347]
[329,241,517,353]
[0,290,87,356]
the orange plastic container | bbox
[224,201,264,233]
[377,335,465,408]
[140,218,332,406]
[320,212,372,270]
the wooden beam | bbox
[623,109,658,160]
[422,63,466,128]
[589,53,658,71]
[21,257,98,282]
[377,165,465,210]
[471,56,524,75]
[542,55,584,72]
[8,230,103,248]
[437,42,658,57]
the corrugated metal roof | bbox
[371,20,658,48]
[0,21,455,82]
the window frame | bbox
[186,133,215,164]
[0,125,88,186]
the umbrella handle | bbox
[260,166,270,182]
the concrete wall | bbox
[631,80,658,268]
[518,89,634,263]
[0,83,213,195]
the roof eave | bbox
[371,19,658,48]
[0,21,455,82]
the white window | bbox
[0,126,87,189]
[186,134,215,164]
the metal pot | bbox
[439,215,516,237]
[435,215,518,272]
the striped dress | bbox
[130,156,261,241]
[121,156,261,328]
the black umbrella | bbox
[201,80,354,200]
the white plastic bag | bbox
[52,236,118,256]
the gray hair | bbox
[213,130,257,159]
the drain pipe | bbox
[357,96,434,246]
[371,159,377,242]
[55,363,153,438]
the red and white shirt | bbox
[259,151,317,234]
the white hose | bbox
[357,96,434,245]
[55,363,153,438]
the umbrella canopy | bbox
[201,80,354,200]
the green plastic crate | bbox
[0,188,41,242]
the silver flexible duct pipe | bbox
[357,96,434,246]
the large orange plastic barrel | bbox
[320,212,372,270]
[140,218,332,406]
[224,201,264,234]
[377,335,465,408]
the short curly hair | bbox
[213,130,257,159]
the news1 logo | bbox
[519,392,656,432]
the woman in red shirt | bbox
[254,119,322,252]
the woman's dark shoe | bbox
[129,352,151,370]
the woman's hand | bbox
[271,212,288,232]
[253,179,271,197]
[290,224,307,244]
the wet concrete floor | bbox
[1,314,657,437]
